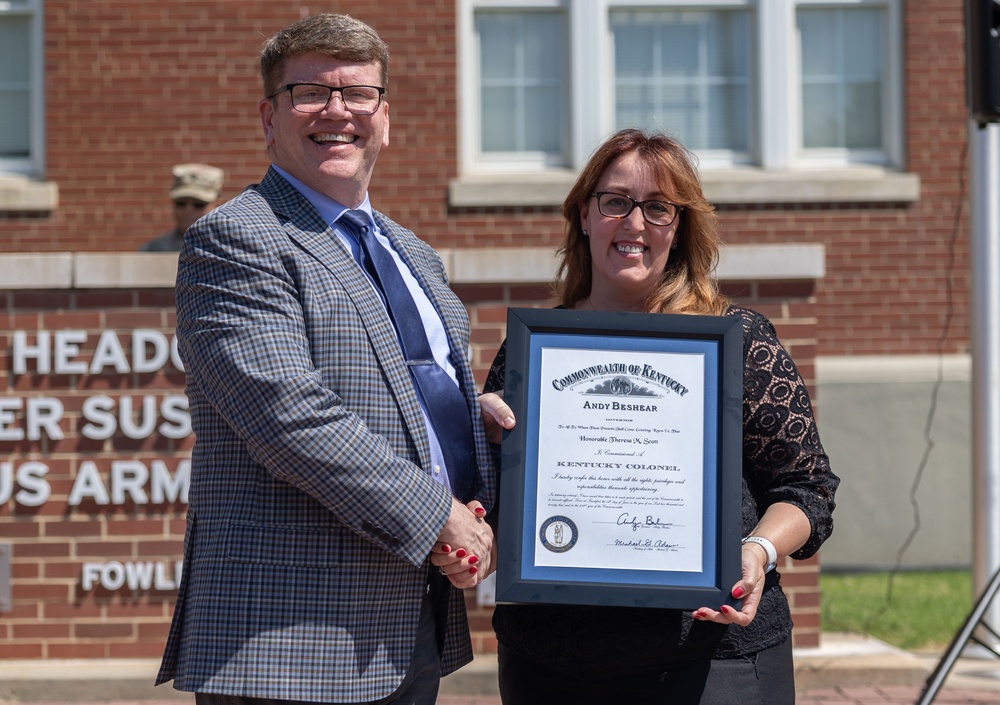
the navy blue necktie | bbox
[339,210,476,501]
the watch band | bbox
[742,535,778,573]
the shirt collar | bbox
[272,165,375,228]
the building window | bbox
[0,0,43,177]
[798,6,884,152]
[477,9,568,166]
[459,0,902,174]
[612,9,751,155]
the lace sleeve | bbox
[484,340,507,395]
[734,305,839,559]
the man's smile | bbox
[310,132,357,144]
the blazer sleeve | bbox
[175,201,454,567]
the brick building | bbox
[0,0,976,663]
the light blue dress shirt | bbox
[272,165,459,494]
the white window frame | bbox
[603,1,759,168]
[0,0,45,178]
[790,0,904,168]
[459,0,573,172]
[458,0,904,175]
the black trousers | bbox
[497,636,795,705]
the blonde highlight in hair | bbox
[556,129,728,316]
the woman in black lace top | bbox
[482,129,839,704]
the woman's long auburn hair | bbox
[555,128,729,316]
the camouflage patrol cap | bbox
[169,163,224,203]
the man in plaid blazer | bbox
[156,13,507,705]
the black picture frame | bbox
[495,307,744,610]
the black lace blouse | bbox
[483,305,839,673]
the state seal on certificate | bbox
[494,308,744,610]
[539,515,578,553]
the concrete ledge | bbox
[74,253,178,288]
[444,246,561,284]
[448,171,577,208]
[0,659,189,702]
[444,651,932,696]
[703,167,920,204]
[0,657,491,702]
[0,245,825,290]
[449,168,920,207]
[452,634,935,695]
[0,253,179,289]
[793,632,928,691]
[0,253,73,289]
[0,634,940,701]
[0,174,59,212]
[717,243,824,281]
[817,354,972,384]
[441,656,501,696]
[440,243,824,284]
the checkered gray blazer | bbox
[155,167,495,702]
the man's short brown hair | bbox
[260,13,389,98]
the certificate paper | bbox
[535,347,705,573]
[495,308,744,610]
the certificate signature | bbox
[533,347,706,573]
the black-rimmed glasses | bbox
[267,83,386,115]
[591,192,682,226]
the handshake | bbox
[427,388,514,589]
[431,498,494,590]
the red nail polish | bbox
[468,566,478,575]
[720,605,732,615]
[441,545,451,553]
[468,555,479,565]
[455,549,467,558]
[732,586,744,598]
[474,507,486,515]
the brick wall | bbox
[0,0,971,362]
[0,288,187,659]
[0,274,823,658]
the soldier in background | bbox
[140,163,224,252]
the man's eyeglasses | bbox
[591,192,682,227]
[267,83,386,115]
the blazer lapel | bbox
[254,169,433,469]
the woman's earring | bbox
[582,229,589,238]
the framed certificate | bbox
[495,307,744,610]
